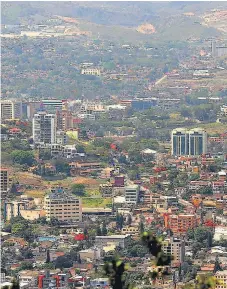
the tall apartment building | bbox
[164,213,200,234]
[0,100,22,120]
[125,185,139,205]
[0,168,9,199]
[171,128,207,156]
[44,190,82,222]
[162,237,185,265]
[33,111,57,144]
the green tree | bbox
[46,249,50,263]
[20,261,33,270]
[102,223,108,236]
[198,187,213,195]
[76,144,85,153]
[116,213,124,230]
[71,184,86,196]
[11,150,35,166]
[96,226,102,236]
[54,159,70,175]
[139,221,145,234]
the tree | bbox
[83,227,88,237]
[96,226,102,236]
[55,256,73,269]
[20,261,33,270]
[102,223,108,236]
[116,213,124,230]
[46,249,50,263]
[11,150,35,166]
[213,256,222,273]
[207,231,212,248]
[71,184,86,197]
[127,214,132,225]
[39,149,51,160]
[198,187,213,195]
[10,183,18,194]
[54,159,70,175]
[139,221,145,234]
[49,218,60,227]
[76,144,85,153]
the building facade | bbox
[41,99,67,112]
[95,235,131,249]
[1,100,22,120]
[215,270,227,289]
[44,190,82,222]
[33,112,57,144]
[125,185,139,205]
[0,168,9,199]
[171,128,207,156]
[164,213,200,234]
[171,128,189,156]
[188,128,207,156]
[162,237,185,265]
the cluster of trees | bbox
[5,216,38,243]
[180,103,220,122]
[187,226,213,257]
[2,140,35,166]
[71,184,86,197]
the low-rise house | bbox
[79,247,102,262]
[95,235,131,249]
[70,162,102,176]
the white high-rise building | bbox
[33,111,56,144]
[0,100,22,120]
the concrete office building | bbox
[162,237,185,265]
[188,128,207,156]
[44,190,82,222]
[125,185,140,205]
[0,100,22,120]
[171,128,189,156]
[171,128,207,156]
[33,111,57,144]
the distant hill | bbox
[2,1,227,26]
[2,1,227,42]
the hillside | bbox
[2,2,227,41]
